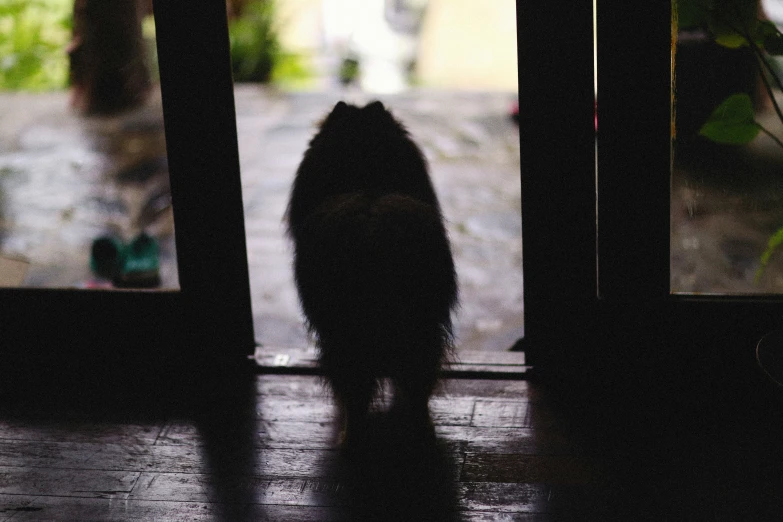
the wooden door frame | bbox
[517,0,597,363]
[521,0,783,399]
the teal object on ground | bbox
[115,232,161,288]
[89,233,161,288]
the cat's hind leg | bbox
[332,373,376,448]
[390,342,441,441]
[320,341,377,449]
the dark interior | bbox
[1,1,783,520]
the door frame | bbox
[517,0,597,362]
[521,0,783,397]
[517,0,783,401]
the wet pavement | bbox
[0,86,523,352]
[6,85,783,351]
[7,85,783,350]
[0,90,178,288]
[671,125,783,295]
[234,86,523,351]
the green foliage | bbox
[756,226,783,284]
[676,0,783,51]
[270,52,313,89]
[709,0,759,48]
[0,0,72,91]
[339,57,359,85]
[229,0,279,83]
[676,0,712,30]
[228,0,312,86]
[699,93,760,144]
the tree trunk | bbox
[69,0,151,115]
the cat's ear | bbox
[365,100,386,113]
[332,101,350,114]
[321,101,352,127]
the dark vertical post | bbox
[596,0,671,300]
[517,1,597,366]
[153,0,255,356]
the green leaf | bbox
[713,31,749,48]
[229,0,281,83]
[755,226,783,284]
[699,93,761,144]
[707,0,759,49]
[0,0,71,91]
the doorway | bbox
[233,0,524,364]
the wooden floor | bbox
[0,360,782,521]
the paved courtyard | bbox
[235,87,523,351]
[0,87,524,352]
[7,84,783,352]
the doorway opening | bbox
[233,0,524,366]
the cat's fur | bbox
[286,100,458,445]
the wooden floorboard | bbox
[0,371,781,520]
[0,495,343,521]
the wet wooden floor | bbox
[0,365,782,521]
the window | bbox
[0,2,254,362]
[672,0,783,296]
[523,0,782,389]
[0,0,177,290]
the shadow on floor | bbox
[0,352,462,521]
[0,353,267,520]
[323,413,461,522]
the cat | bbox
[286,100,458,446]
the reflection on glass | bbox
[0,0,177,289]
[231,0,522,351]
[672,0,783,294]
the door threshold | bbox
[250,345,530,378]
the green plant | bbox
[678,0,783,283]
[228,0,312,86]
[0,0,72,91]
[229,0,279,83]
[270,51,312,88]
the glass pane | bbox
[672,0,783,295]
[233,0,522,351]
[0,0,178,289]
